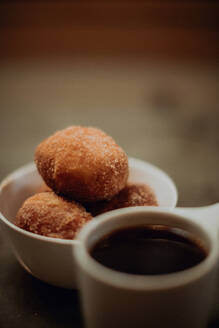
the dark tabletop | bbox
[0,59,219,327]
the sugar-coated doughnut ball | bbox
[87,183,158,216]
[16,192,92,239]
[35,126,129,202]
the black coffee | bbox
[90,225,207,275]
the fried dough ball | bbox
[35,126,128,202]
[87,183,158,216]
[16,192,92,239]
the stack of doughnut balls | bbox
[16,126,158,240]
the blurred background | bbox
[0,2,219,328]
[0,0,219,207]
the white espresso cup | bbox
[74,204,219,328]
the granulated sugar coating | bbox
[87,183,158,216]
[16,192,92,239]
[35,126,129,202]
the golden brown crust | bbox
[15,192,92,239]
[35,126,128,202]
[87,183,158,216]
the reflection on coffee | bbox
[90,225,207,275]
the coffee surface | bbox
[90,225,207,275]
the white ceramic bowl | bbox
[0,158,177,288]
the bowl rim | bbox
[0,158,178,245]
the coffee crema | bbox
[90,225,207,275]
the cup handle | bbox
[174,203,219,236]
